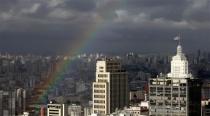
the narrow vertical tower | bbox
[92,58,129,115]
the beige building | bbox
[92,59,129,115]
[67,104,82,116]
[47,101,66,116]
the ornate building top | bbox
[167,36,192,78]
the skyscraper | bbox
[92,58,129,115]
[149,39,202,116]
[16,88,26,115]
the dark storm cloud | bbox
[0,0,210,54]
[64,0,96,12]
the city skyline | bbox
[0,0,210,55]
[0,1,210,115]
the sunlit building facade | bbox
[47,101,66,116]
[92,59,129,115]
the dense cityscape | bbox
[1,41,210,115]
[1,0,210,116]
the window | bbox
[98,74,107,78]
[94,95,105,98]
[94,90,105,93]
[94,100,105,103]
[94,85,105,88]
[94,105,105,108]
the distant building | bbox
[84,106,92,116]
[47,101,66,116]
[149,39,202,116]
[110,102,149,116]
[202,100,210,116]
[202,79,210,100]
[67,104,82,116]
[18,112,29,116]
[16,88,26,115]
[0,90,16,116]
[40,106,46,116]
[92,59,129,115]
[0,88,26,116]
[129,90,145,103]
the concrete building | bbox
[129,90,145,103]
[202,79,210,100]
[67,104,82,116]
[47,101,66,116]
[202,100,210,116]
[92,59,129,115]
[0,90,16,116]
[16,88,26,115]
[110,102,149,116]
[0,89,26,116]
[84,106,92,116]
[149,38,202,116]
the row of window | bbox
[94,105,105,108]
[94,85,105,88]
[98,74,107,77]
[94,100,105,103]
[98,79,107,82]
[94,110,105,114]
[94,95,105,98]
[94,89,105,93]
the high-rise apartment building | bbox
[16,88,26,115]
[0,88,26,116]
[0,90,16,116]
[92,59,129,115]
[149,39,202,116]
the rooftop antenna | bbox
[174,34,183,55]
[174,34,181,45]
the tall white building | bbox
[92,59,129,115]
[149,38,202,116]
[167,43,192,78]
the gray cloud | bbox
[0,0,210,54]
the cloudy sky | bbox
[0,0,210,55]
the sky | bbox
[0,0,210,55]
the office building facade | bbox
[92,59,129,115]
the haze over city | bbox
[0,0,210,54]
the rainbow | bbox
[36,15,104,104]
[31,1,127,110]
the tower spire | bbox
[174,34,181,45]
[174,35,182,55]
[167,35,192,78]
[178,34,181,45]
